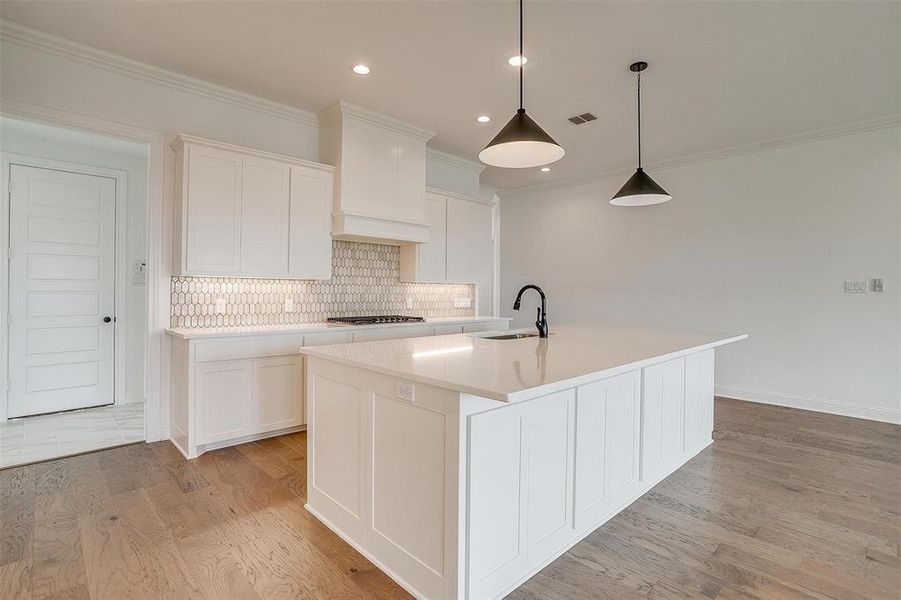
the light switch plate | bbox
[844,280,868,294]
[871,278,885,293]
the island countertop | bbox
[299,325,747,402]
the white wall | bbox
[0,117,148,404]
[500,126,901,423]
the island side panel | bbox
[304,356,468,600]
[466,350,717,600]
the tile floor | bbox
[0,402,144,469]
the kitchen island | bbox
[299,326,747,600]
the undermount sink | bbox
[481,332,540,340]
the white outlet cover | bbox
[396,380,415,402]
[215,298,227,313]
[844,280,867,294]
[285,298,295,312]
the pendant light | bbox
[479,0,564,169]
[611,61,672,206]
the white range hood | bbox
[319,101,436,244]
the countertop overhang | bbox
[299,325,748,402]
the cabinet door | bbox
[417,193,447,281]
[288,166,333,279]
[195,360,252,444]
[573,371,640,529]
[641,358,685,480]
[253,355,303,433]
[240,156,290,276]
[469,202,493,285]
[185,145,242,274]
[445,197,470,282]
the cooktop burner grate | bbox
[327,315,426,326]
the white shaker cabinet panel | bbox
[195,360,253,445]
[253,355,304,433]
[445,197,470,282]
[641,357,686,481]
[288,165,334,279]
[573,371,641,529]
[183,145,242,274]
[468,201,493,285]
[240,157,290,276]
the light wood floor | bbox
[1,398,898,599]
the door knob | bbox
[103,316,112,323]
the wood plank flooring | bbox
[1,398,898,599]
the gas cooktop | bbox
[327,315,426,326]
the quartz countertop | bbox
[165,315,512,340]
[299,325,748,402]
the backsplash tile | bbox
[170,240,476,328]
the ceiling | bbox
[1,1,898,190]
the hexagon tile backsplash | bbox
[170,240,477,328]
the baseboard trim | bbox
[715,386,901,425]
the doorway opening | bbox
[0,117,148,468]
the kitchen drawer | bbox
[462,321,509,334]
[352,325,433,343]
[303,331,355,346]
[432,324,464,336]
[194,334,304,363]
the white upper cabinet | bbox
[173,135,334,279]
[401,189,493,285]
[319,102,435,244]
[240,156,290,276]
[180,144,242,274]
[288,165,334,280]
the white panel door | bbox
[8,164,116,417]
[468,202,493,285]
[240,156,290,276]
[641,358,686,480]
[445,197,470,282]
[252,355,303,433]
[185,145,242,274]
[288,165,333,280]
[574,371,641,529]
[417,192,447,282]
[195,359,253,444]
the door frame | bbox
[0,100,167,443]
[2,154,128,416]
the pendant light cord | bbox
[637,69,642,168]
[519,0,524,110]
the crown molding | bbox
[426,147,485,175]
[0,20,318,127]
[320,101,436,141]
[501,113,901,198]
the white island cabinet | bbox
[300,326,747,600]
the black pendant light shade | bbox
[611,167,671,206]
[479,108,565,168]
[480,0,564,169]
[611,61,671,206]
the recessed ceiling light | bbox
[477,115,491,123]
[351,64,371,75]
[508,55,528,67]
[540,167,551,173]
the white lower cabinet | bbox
[169,321,511,459]
[641,357,686,480]
[253,355,304,434]
[195,360,253,445]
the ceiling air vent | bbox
[568,112,597,125]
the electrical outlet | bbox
[215,298,227,313]
[844,280,868,294]
[284,297,295,312]
[396,380,415,403]
[406,297,413,310]
[871,278,885,293]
